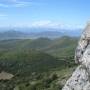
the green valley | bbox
[0,36,78,90]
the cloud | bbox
[0,0,32,7]
[10,20,80,29]
[0,14,7,17]
[28,20,83,30]
[0,13,8,20]
[31,20,62,28]
[11,1,31,7]
[0,3,9,7]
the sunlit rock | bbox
[62,23,90,90]
[0,71,14,80]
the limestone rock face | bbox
[62,23,90,90]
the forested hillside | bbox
[0,36,78,90]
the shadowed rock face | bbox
[62,23,90,90]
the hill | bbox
[0,36,78,90]
[23,38,52,49]
[0,28,81,40]
[44,36,78,57]
[0,30,27,40]
[0,30,63,40]
[0,50,73,90]
[0,50,66,75]
[0,36,78,58]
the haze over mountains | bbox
[0,27,82,40]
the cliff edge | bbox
[62,23,90,90]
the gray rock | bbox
[62,23,90,90]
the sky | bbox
[0,0,90,29]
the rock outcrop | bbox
[0,71,14,80]
[62,23,90,90]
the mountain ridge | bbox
[0,28,82,40]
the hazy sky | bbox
[0,0,90,29]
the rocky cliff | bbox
[62,23,90,90]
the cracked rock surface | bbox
[62,23,90,90]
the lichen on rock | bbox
[62,23,90,90]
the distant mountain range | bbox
[0,27,82,40]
